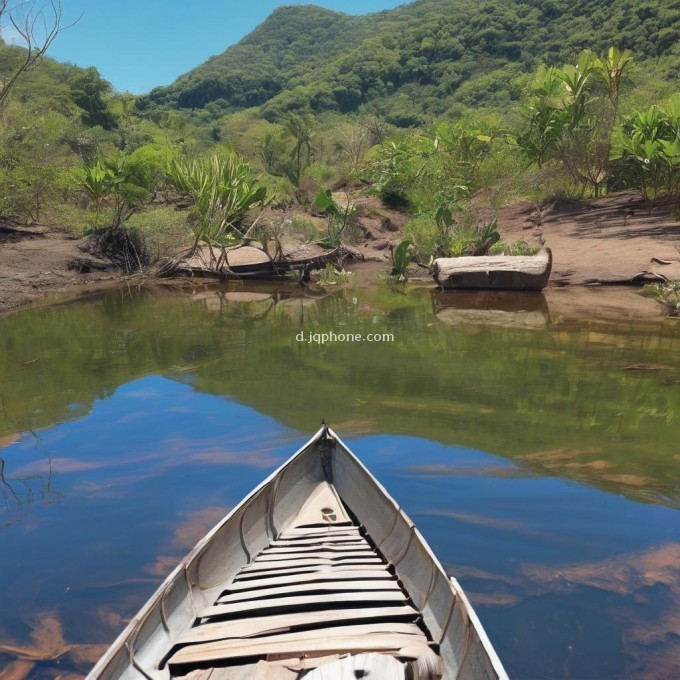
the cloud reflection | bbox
[145,506,229,579]
[454,542,680,678]
[0,612,107,679]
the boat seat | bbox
[167,506,441,678]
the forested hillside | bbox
[139,0,680,123]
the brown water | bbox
[1,282,679,679]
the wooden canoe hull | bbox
[86,427,509,680]
[433,247,552,291]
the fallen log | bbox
[432,247,552,291]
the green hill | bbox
[138,0,680,124]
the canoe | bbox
[166,244,344,280]
[432,247,552,291]
[87,426,509,680]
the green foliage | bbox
[390,238,415,280]
[82,162,118,228]
[406,208,500,260]
[313,188,358,246]
[366,120,491,212]
[290,216,322,243]
[516,47,636,197]
[644,282,680,316]
[139,0,680,123]
[124,207,193,260]
[285,113,316,184]
[611,95,680,200]
[166,153,267,248]
[68,66,117,130]
[318,262,353,285]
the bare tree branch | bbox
[0,1,68,108]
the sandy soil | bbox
[0,221,140,314]
[1,190,679,316]
[496,191,680,285]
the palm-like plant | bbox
[82,162,119,228]
[167,153,267,252]
[284,114,316,184]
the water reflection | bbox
[0,282,679,677]
[0,455,60,530]
[433,290,551,329]
[453,542,680,678]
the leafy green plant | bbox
[516,47,635,197]
[82,162,119,228]
[166,153,267,251]
[390,238,415,280]
[611,96,680,201]
[314,188,357,246]
[318,262,353,285]
[643,282,680,316]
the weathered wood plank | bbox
[244,553,385,573]
[279,526,360,538]
[270,536,366,547]
[259,545,373,556]
[234,563,388,581]
[252,660,299,679]
[201,590,407,619]
[168,624,426,668]
[180,606,419,645]
[304,653,407,680]
[216,580,403,604]
[225,570,394,593]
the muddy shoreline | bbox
[1,190,679,319]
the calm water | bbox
[1,283,679,679]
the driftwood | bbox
[160,243,347,280]
[432,247,552,291]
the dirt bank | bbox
[0,221,145,314]
[1,190,679,317]
[497,191,680,285]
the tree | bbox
[284,113,316,184]
[0,0,66,108]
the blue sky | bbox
[30,1,409,94]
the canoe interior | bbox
[88,428,508,680]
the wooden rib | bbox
[233,564,388,581]
[201,590,408,620]
[179,606,419,645]
[216,580,402,604]
[270,536,365,547]
[277,526,361,540]
[168,624,426,668]
[234,561,388,583]
[225,570,394,593]
[239,553,385,574]
[258,545,374,556]
[252,548,380,569]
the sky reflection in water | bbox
[1,285,679,679]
